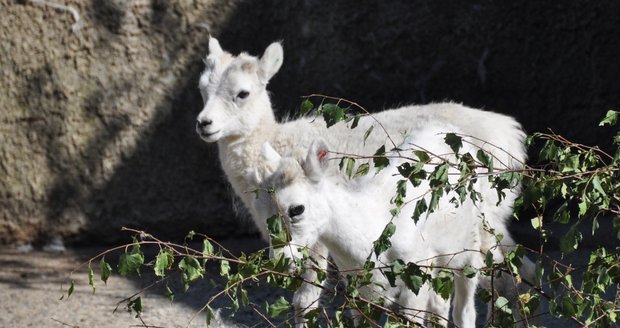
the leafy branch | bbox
[62,107,620,327]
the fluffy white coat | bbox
[195,37,532,325]
[255,124,487,326]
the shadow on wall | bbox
[43,0,619,245]
[79,68,238,244]
[16,1,242,245]
[73,0,243,244]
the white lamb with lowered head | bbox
[252,126,488,327]
[195,37,534,325]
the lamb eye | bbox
[236,90,250,99]
[288,205,305,218]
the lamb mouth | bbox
[200,130,220,137]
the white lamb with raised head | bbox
[195,37,533,325]
[252,127,487,327]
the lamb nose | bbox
[197,119,212,128]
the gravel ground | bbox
[0,236,592,328]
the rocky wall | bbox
[1,0,619,245]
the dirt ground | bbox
[0,237,589,328]
[0,238,280,328]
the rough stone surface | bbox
[1,0,619,245]
[1,0,244,244]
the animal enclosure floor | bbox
[0,238,588,328]
[0,238,272,328]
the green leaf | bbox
[118,248,145,277]
[88,264,95,293]
[321,103,346,127]
[428,189,443,214]
[391,179,407,208]
[267,296,290,317]
[205,305,214,326]
[397,162,427,187]
[599,110,618,126]
[154,248,174,277]
[351,114,361,129]
[400,262,428,295]
[561,294,576,317]
[267,214,289,246]
[591,175,606,195]
[560,226,583,254]
[411,198,428,223]
[178,256,205,289]
[220,259,231,277]
[429,162,449,188]
[231,283,240,312]
[444,133,462,154]
[560,154,580,173]
[578,198,589,217]
[462,264,477,278]
[505,245,525,275]
[373,145,389,172]
[476,149,491,165]
[363,125,374,145]
[373,222,396,257]
[241,288,249,306]
[495,296,512,314]
[414,150,430,163]
[300,99,314,115]
[476,149,493,172]
[413,150,431,164]
[431,270,454,300]
[354,163,370,178]
[165,284,174,302]
[485,250,494,268]
[100,257,112,285]
[203,239,215,257]
[67,279,74,299]
[345,157,355,178]
[390,259,405,275]
[535,260,544,285]
[127,296,142,318]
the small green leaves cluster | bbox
[64,230,300,324]
[383,259,430,295]
[517,112,620,237]
[514,110,620,326]
[301,98,359,129]
[118,240,144,277]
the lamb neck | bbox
[217,108,278,200]
[318,183,391,271]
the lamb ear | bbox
[246,167,263,186]
[208,37,224,57]
[303,139,330,181]
[258,42,283,84]
[260,142,282,168]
